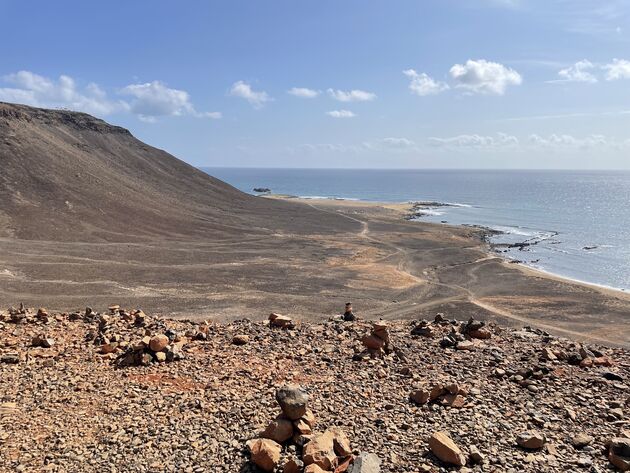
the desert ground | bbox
[2,196,628,347]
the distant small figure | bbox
[343,302,356,321]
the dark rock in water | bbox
[583,246,598,250]
[275,385,308,420]
[253,187,271,193]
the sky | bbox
[1,0,630,169]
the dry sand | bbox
[2,195,628,347]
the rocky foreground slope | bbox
[0,305,628,472]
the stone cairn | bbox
[86,305,187,367]
[359,321,391,358]
[248,385,380,472]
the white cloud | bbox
[120,80,220,120]
[0,70,127,116]
[556,60,598,83]
[289,143,363,154]
[381,137,417,149]
[287,87,320,98]
[0,71,220,122]
[449,59,522,95]
[403,70,449,96]
[327,88,376,102]
[603,58,630,80]
[326,110,356,118]
[428,133,519,149]
[229,80,272,108]
[528,133,610,149]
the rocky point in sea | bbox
[0,305,628,472]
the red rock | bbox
[269,313,294,328]
[456,340,475,351]
[442,394,466,408]
[579,358,593,368]
[428,431,466,466]
[304,465,327,473]
[149,334,169,352]
[293,418,312,435]
[429,385,446,401]
[303,431,336,470]
[541,347,557,361]
[248,438,281,472]
[410,389,430,405]
[468,328,491,339]
[362,334,385,350]
[594,356,613,367]
[232,334,250,345]
[329,427,352,456]
[262,418,294,443]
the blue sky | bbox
[1,0,630,169]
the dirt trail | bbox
[305,200,630,347]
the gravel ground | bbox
[0,306,628,472]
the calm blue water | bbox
[203,168,630,291]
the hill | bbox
[0,102,356,242]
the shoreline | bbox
[265,194,630,300]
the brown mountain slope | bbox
[0,102,357,241]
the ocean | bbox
[203,168,630,292]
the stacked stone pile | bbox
[249,384,380,472]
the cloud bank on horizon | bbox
[1,0,630,169]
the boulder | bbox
[410,389,430,405]
[32,335,55,348]
[541,347,557,361]
[304,465,327,473]
[329,426,352,456]
[609,438,630,471]
[149,334,169,352]
[283,458,304,473]
[276,385,309,420]
[571,433,593,449]
[468,328,491,339]
[302,430,336,470]
[261,418,294,444]
[469,446,485,464]
[301,409,316,428]
[456,340,475,351]
[362,334,385,350]
[248,438,281,472]
[293,418,313,436]
[428,432,466,466]
[348,452,381,472]
[516,431,546,450]
[232,334,250,345]
[269,313,294,329]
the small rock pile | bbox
[438,316,493,350]
[359,321,391,357]
[81,307,187,366]
[249,385,379,472]
[410,381,469,408]
[115,332,185,367]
